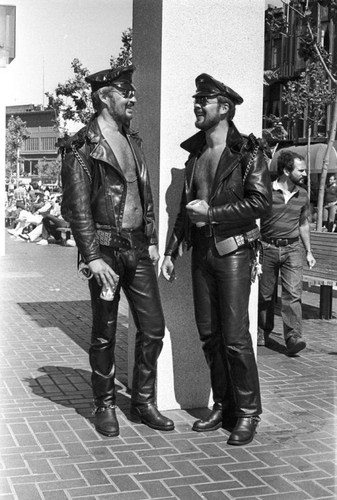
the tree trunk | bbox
[317,93,337,231]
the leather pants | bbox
[88,241,165,408]
[191,232,262,417]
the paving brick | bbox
[261,473,300,493]
[231,469,266,488]
[76,459,119,470]
[140,456,171,472]
[172,485,209,499]
[0,454,26,469]
[104,465,149,475]
[135,470,179,483]
[218,485,275,497]
[66,484,118,497]
[203,492,231,500]
[0,477,12,495]
[169,460,200,477]
[258,493,310,500]
[1,234,337,500]
[198,465,233,482]
[95,491,148,500]
[138,479,173,498]
[53,464,82,480]
[11,473,58,484]
[296,479,333,498]
[80,468,110,485]
[112,451,144,466]
[41,490,69,500]
[12,483,43,500]
[111,474,141,492]
[38,478,87,492]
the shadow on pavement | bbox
[24,366,131,422]
[18,300,128,385]
[19,300,92,353]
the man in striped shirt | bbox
[258,150,316,355]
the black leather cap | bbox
[85,65,135,92]
[193,73,243,105]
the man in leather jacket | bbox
[61,65,174,437]
[161,73,271,446]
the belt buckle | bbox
[215,236,238,256]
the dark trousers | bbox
[191,233,262,417]
[88,241,165,408]
[42,215,69,240]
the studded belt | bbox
[95,224,146,249]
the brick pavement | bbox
[0,233,336,500]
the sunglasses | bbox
[111,84,136,99]
[194,95,219,106]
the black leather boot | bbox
[94,405,119,437]
[192,403,223,432]
[227,416,260,446]
[130,403,174,431]
[192,403,237,432]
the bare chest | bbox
[194,147,224,200]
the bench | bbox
[303,231,337,319]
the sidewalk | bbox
[0,233,336,500]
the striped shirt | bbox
[260,179,309,239]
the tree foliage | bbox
[282,62,335,129]
[110,28,132,69]
[5,115,30,167]
[45,58,92,135]
[36,158,61,182]
[46,28,132,135]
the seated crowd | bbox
[5,181,75,247]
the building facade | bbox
[264,2,336,142]
[6,104,59,180]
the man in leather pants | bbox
[61,65,174,437]
[161,74,271,446]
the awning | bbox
[269,144,337,174]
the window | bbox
[41,137,57,151]
[24,138,39,151]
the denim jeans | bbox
[258,240,303,341]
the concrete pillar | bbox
[130,0,265,410]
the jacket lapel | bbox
[126,132,143,177]
[87,119,124,176]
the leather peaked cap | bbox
[193,73,243,105]
[85,65,135,92]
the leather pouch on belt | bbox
[214,235,239,256]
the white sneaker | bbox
[7,229,17,235]
[65,239,76,247]
[36,239,48,246]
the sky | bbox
[3,0,283,108]
[4,0,133,107]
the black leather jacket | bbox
[165,122,272,257]
[61,116,158,263]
